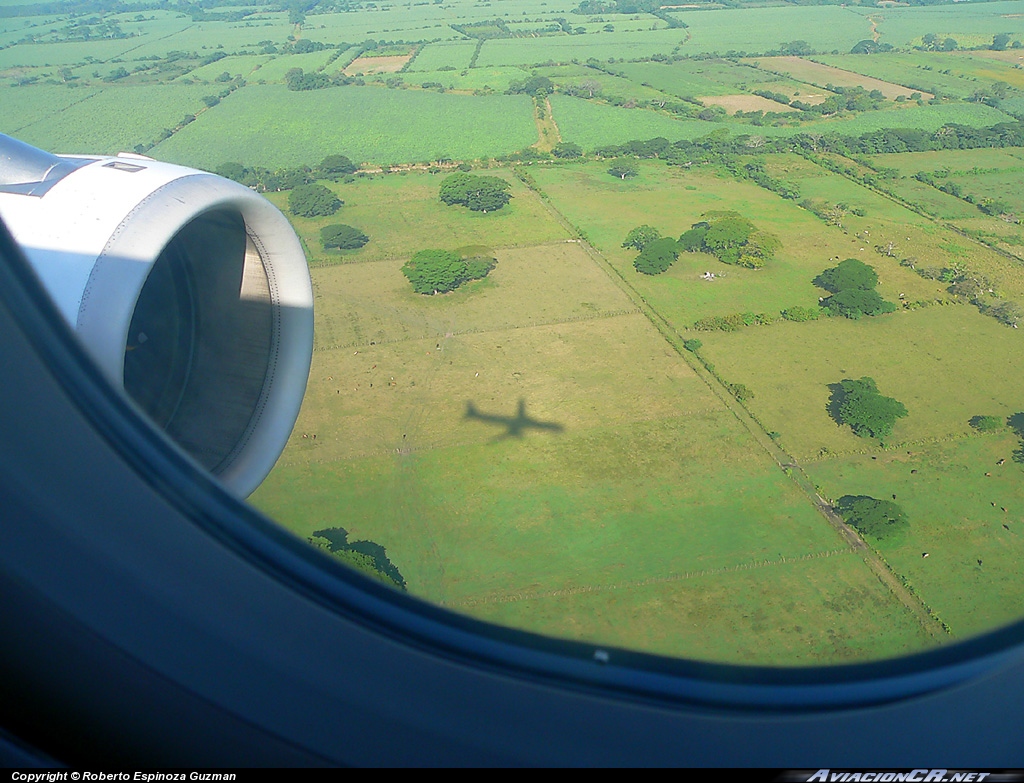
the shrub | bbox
[289,183,341,218]
[321,224,369,250]
[970,415,1005,432]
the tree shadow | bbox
[311,526,406,589]
[826,382,847,427]
[1007,412,1024,463]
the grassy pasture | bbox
[813,53,997,100]
[10,84,215,154]
[266,169,570,268]
[345,52,414,76]
[476,30,690,68]
[699,94,797,114]
[400,66,530,93]
[858,0,1024,47]
[677,6,867,56]
[548,95,787,151]
[180,53,272,83]
[0,84,101,135]
[529,158,933,324]
[474,549,933,664]
[254,301,925,663]
[865,147,1024,177]
[151,85,537,168]
[697,305,1024,462]
[0,39,142,68]
[536,65,677,106]
[127,18,295,58]
[806,434,1024,639]
[615,59,789,99]
[249,50,338,82]
[750,56,931,100]
[407,41,478,72]
[800,101,1015,135]
[303,243,628,356]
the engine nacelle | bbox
[0,134,313,497]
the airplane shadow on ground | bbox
[463,398,565,441]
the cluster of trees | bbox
[439,173,512,212]
[589,120,1024,170]
[814,258,895,319]
[321,224,369,250]
[678,212,780,269]
[216,154,357,193]
[621,226,678,274]
[829,377,908,440]
[289,183,342,218]
[402,249,497,295]
[506,75,554,96]
[835,496,908,541]
[970,415,1005,432]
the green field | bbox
[807,434,1024,638]
[251,172,935,662]
[8,84,217,154]
[151,85,537,168]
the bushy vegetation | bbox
[970,415,1005,433]
[289,183,342,218]
[815,258,895,319]
[621,225,661,251]
[836,496,908,541]
[402,248,497,295]
[678,212,780,269]
[321,224,369,250]
[633,237,679,275]
[439,173,512,212]
[829,377,908,440]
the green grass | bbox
[0,84,102,135]
[806,434,1024,639]
[617,59,812,99]
[0,39,143,68]
[151,85,537,168]
[400,66,531,93]
[266,169,571,270]
[407,41,479,72]
[698,305,1024,462]
[178,53,272,83]
[250,50,338,82]
[476,30,691,68]
[9,84,218,154]
[850,1,1024,48]
[677,6,867,56]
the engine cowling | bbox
[0,134,313,497]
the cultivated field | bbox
[151,86,537,168]
[750,56,933,100]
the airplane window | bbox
[5,7,1024,758]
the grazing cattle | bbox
[922,553,929,558]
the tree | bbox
[815,258,878,293]
[321,224,369,250]
[402,249,496,295]
[289,183,341,217]
[969,415,1004,432]
[438,173,512,212]
[318,154,357,178]
[677,212,779,268]
[836,496,908,540]
[608,162,638,180]
[829,377,908,439]
[821,287,896,319]
[552,142,583,159]
[622,225,661,251]
[633,237,679,275]
[992,33,1011,51]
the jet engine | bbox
[0,134,313,497]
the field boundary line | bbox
[312,307,642,352]
[443,547,857,608]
